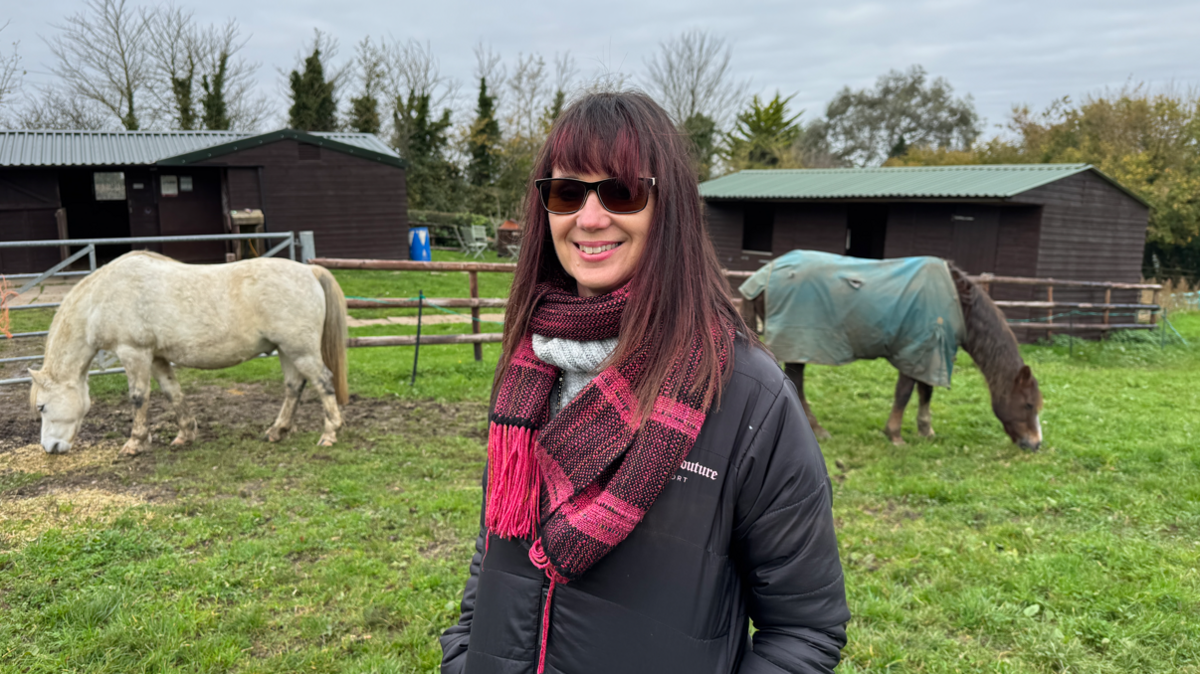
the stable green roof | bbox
[0,129,403,169]
[699,164,1146,205]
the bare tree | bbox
[203,19,270,130]
[13,88,113,130]
[644,29,749,129]
[0,21,24,111]
[504,53,548,140]
[147,5,202,129]
[473,42,504,93]
[149,9,268,131]
[383,38,457,113]
[45,0,154,130]
[382,38,459,156]
[346,36,387,133]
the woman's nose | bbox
[575,191,610,230]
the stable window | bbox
[93,172,126,201]
[741,203,775,254]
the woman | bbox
[440,91,849,674]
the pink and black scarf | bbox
[486,280,733,672]
[486,280,732,581]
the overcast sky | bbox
[5,0,1199,135]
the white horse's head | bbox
[29,369,90,454]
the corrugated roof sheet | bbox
[0,129,398,166]
[699,164,1101,200]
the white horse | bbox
[29,251,349,456]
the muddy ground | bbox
[1,381,487,508]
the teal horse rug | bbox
[739,250,966,388]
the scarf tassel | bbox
[529,538,567,674]
[485,422,542,540]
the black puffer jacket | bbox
[440,341,850,673]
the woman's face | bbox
[548,168,654,297]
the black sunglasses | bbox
[535,177,656,215]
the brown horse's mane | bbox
[948,263,1026,396]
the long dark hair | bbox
[496,91,750,413]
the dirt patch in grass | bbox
[3,383,487,504]
[0,487,148,550]
[3,381,488,453]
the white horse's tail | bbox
[311,265,349,405]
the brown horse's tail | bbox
[311,265,349,405]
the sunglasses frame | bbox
[535,177,657,215]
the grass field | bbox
[2,255,1199,673]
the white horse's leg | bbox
[152,357,196,446]
[117,348,155,456]
[266,352,306,443]
[289,353,343,447]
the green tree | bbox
[811,65,981,167]
[890,86,1200,247]
[395,92,462,212]
[288,36,337,132]
[682,113,718,181]
[467,77,502,187]
[169,65,197,130]
[199,52,229,130]
[723,93,803,170]
[346,37,383,134]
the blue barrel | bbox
[409,226,431,261]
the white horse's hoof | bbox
[317,437,336,447]
[119,439,148,456]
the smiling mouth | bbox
[576,242,621,254]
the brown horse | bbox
[778,264,1044,450]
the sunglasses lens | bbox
[543,180,587,213]
[597,180,647,213]
[539,178,651,214]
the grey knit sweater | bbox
[532,334,618,415]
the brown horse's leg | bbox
[117,348,154,456]
[885,374,916,446]
[152,357,196,446]
[784,362,831,439]
[266,352,306,442]
[917,382,935,438]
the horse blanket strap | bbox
[486,280,733,583]
[740,250,966,388]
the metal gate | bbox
[0,232,316,386]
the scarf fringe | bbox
[485,422,541,540]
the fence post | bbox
[299,231,316,263]
[1150,289,1160,326]
[1103,288,1112,338]
[411,290,424,386]
[88,244,96,272]
[1046,285,1054,337]
[469,271,482,362]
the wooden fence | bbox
[310,259,1164,356]
[969,273,1162,334]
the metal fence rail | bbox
[0,232,302,385]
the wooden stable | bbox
[0,130,408,274]
[699,165,1151,337]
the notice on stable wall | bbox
[161,175,178,197]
